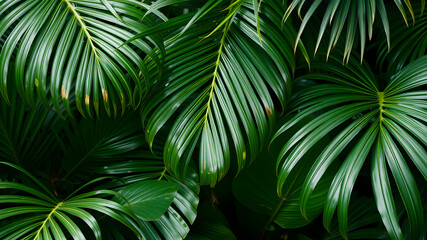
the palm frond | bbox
[142,0,297,186]
[298,197,389,240]
[272,53,426,239]
[377,5,426,73]
[0,162,180,239]
[98,148,200,240]
[0,0,166,117]
[0,82,60,169]
[283,0,424,62]
[233,116,335,230]
[56,112,146,182]
[56,113,200,240]
[98,161,200,240]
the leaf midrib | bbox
[33,202,63,240]
[62,0,99,59]
[203,0,244,125]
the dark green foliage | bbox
[0,0,425,239]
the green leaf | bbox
[0,162,146,240]
[233,116,335,229]
[0,73,60,169]
[371,136,403,239]
[115,180,179,221]
[142,0,296,186]
[0,0,166,117]
[274,53,427,239]
[57,113,200,240]
[283,0,424,61]
[56,112,146,182]
[377,5,426,74]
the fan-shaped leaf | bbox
[56,112,200,240]
[377,5,426,74]
[273,53,426,239]
[0,162,147,240]
[56,112,146,182]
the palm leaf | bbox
[57,113,200,240]
[0,80,60,169]
[97,159,200,240]
[0,0,166,117]
[0,162,179,239]
[283,0,424,62]
[142,0,299,186]
[96,148,200,240]
[273,53,426,239]
[233,116,335,230]
[56,112,146,182]
[377,5,426,73]
[297,197,389,240]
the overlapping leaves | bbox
[273,53,427,239]
[233,116,335,229]
[298,197,388,240]
[142,0,299,186]
[56,112,147,182]
[0,0,166,117]
[96,158,200,240]
[57,114,200,240]
[283,0,424,62]
[0,84,59,169]
[0,162,181,239]
[377,5,426,73]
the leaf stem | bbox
[158,168,167,180]
[62,0,98,58]
[33,202,63,239]
[203,0,244,125]
[378,91,385,123]
[259,199,285,240]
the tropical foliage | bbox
[0,0,425,239]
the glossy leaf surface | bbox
[0,0,166,117]
[274,53,427,239]
[0,162,145,239]
[142,0,298,187]
[283,0,424,62]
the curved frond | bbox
[97,160,200,240]
[377,6,426,73]
[283,0,424,62]
[143,0,296,186]
[57,113,200,240]
[0,0,166,117]
[56,112,146,182]
[98,149,200,240]
[0,162,178,239]
[0,83,60,169]
[233,116,335,229]
[298,197,389,240]
[273,53,426,239]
